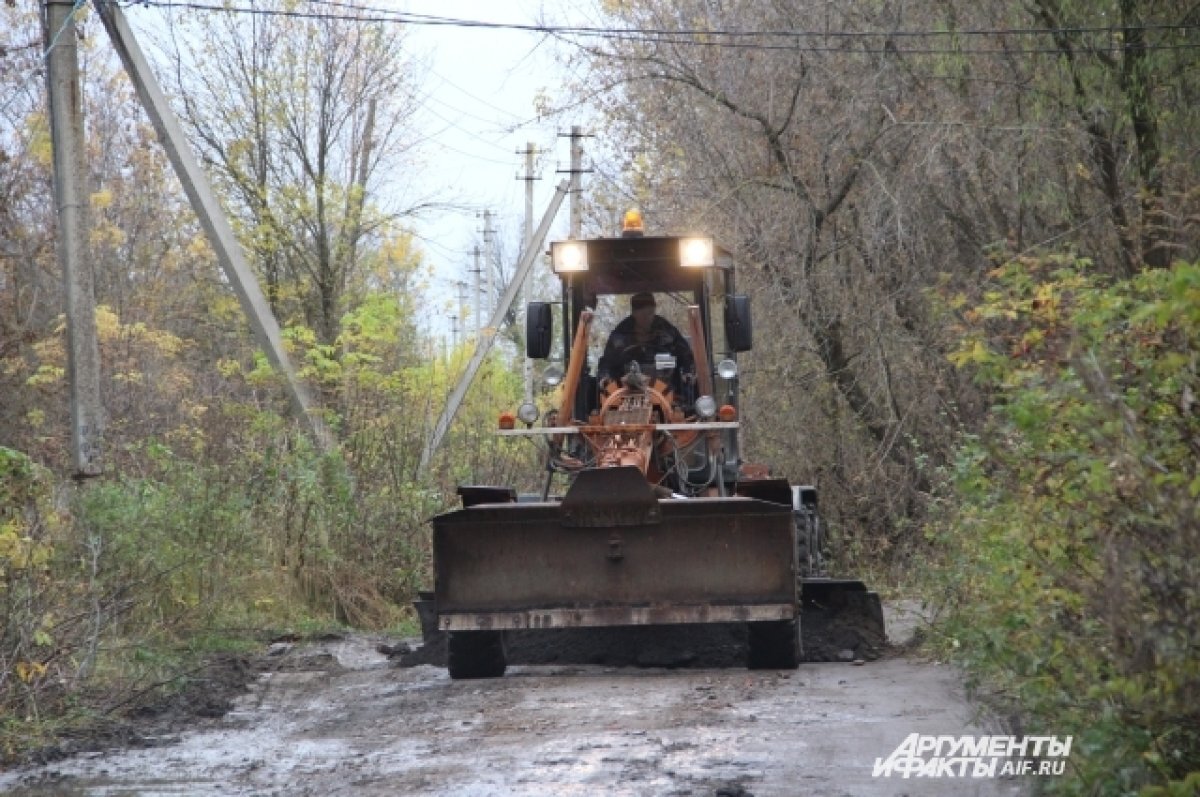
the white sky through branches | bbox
[398,0,584,336]
[121,0,596,343]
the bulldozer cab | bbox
[528,234,752,382]
[525,234,753,490]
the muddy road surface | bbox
[2,607,1030,796]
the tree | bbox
[1026,0,1195,273]
[156,1,427,345]
[557,0,1198,549]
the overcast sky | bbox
[398,0,590,332]
[122,0,604,341]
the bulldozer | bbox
[425,214,884,678]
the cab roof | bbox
[554,235,733,296]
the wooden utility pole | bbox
[44,0,103,477]
[92,0,331,451]
[454,280,468,347]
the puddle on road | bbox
[0,652,1029,797]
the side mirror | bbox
[526,302,553,359]
[724,295,753,352]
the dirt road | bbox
[1,607,1032,796]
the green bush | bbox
[931,259,1200,794]
[0,446,117,758]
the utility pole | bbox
[517,142,540,403]
[470,245,482,337]
[481,210,496,322]
[569,127,583,238]
[44,0,103,477]
[93,0,330,451]
[558,126,591,239]
[454,280,468,346]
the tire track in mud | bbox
[0,608,1033,797]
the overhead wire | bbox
[418,101,518,156]
[119,1,1200,55]
[426,70,527,125]
[300,0,1200,42]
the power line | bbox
[300,0,1200,41]
[427,68,527,122]
[123,1,1200,56]
[418,100,518,156]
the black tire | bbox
[795,515,812,579]
[746,619,801,670]
[794,508,823,579]
[446,631,507,679]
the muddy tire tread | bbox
[446,631,507,679]
[746,619,801,670]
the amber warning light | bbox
[621,208,645,236]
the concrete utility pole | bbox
[557,126,590,239]
[481,210,496,320]
[469,245,483,337]
[570,128,583,238]
[517,142,540,403]
[418,181,569,475]
[93,0,331,451]
[44,0,103,477]
[454,280,468,346]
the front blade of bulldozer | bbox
[800,578,887,661]
[432,466,797,632]
[734,475,886,660]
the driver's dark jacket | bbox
[598,315,695,382]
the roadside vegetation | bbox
[0,0,535,761]
[0,315,534,761]
[930,258,1199,794]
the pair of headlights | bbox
[550,237,715,273]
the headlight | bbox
[517,401,539,425]
[679,237,714,268]
[543,363,564,386]
[550,241,588,273]
[717,359,738,379]
[695,395,717,419]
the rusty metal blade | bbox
[432,495,796,626]
[560,466,661,527]
[800,578,887,661]
[734,478,793,506]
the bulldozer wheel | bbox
[446,631,507,679]
[746,619,801,670]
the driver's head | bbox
[630,292,656,326]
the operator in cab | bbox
[597,292,695,388]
